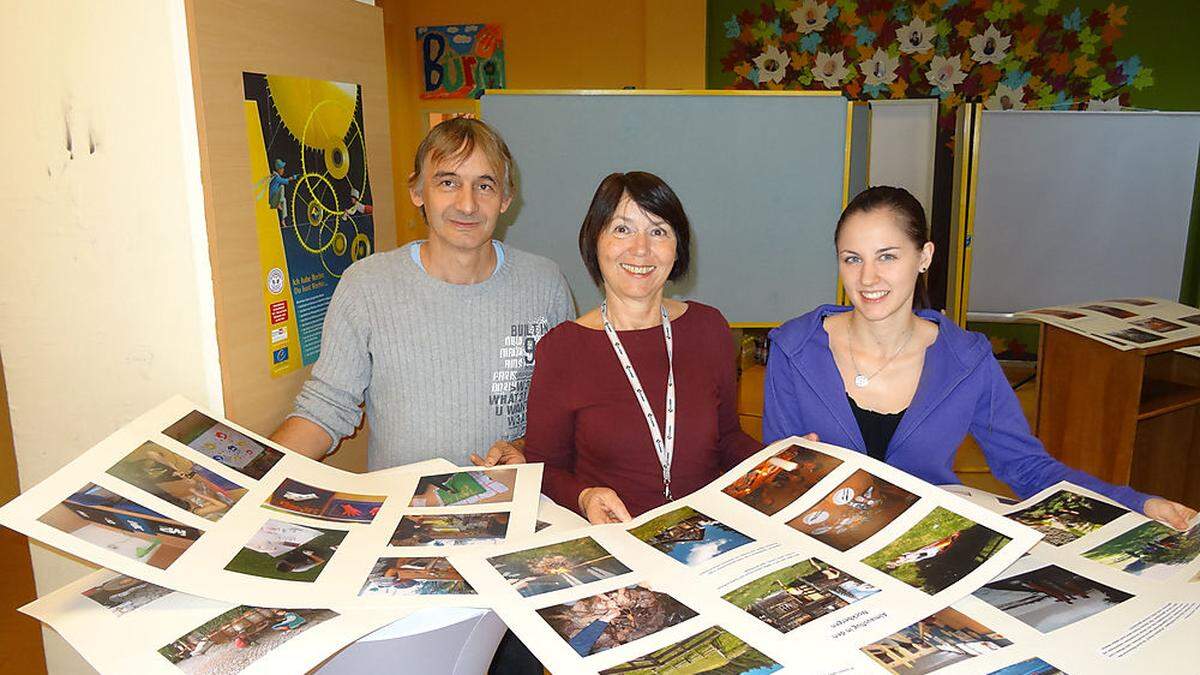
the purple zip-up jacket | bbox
[762,304,1150,513]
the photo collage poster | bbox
[1017,297,1200,352]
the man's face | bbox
[409,147,511,253]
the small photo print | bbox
[163,411,283,480]
[536,582,698,657]
[599,625,782,675]
[787,470,920,551]
[721,444,843,516]
[1106,327,1162,345]
[488,536,632,598]
[265,477,384,524]
[1028,308,1085,320]
[1081,304,1137,319]
[987,657,1065,675]
[1005,490,1127,546]
[157,606,336,673]
[224,519,347,583]
[628,506,755,567]
[1106,298,1157,307]
[973,563,1132,632]
[38,483,203,569]
[389,512,509,547]
[358,557,475,596]
[1131,316,1186,333]
[107,441,248,521]
[1082,521,1200,580]
[408,469,516,507]
[81,574,175,616]
[722,558,879,633]
[861,507,1012,594]
[1178,313,1200,327]
[861,607,1012,675]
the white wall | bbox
[0,1,222,672]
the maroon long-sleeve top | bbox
[524,301,762,517]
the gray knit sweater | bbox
[289,242,575,470]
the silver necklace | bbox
[847,323,913,388]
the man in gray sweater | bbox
[270,118,574,471]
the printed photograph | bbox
[787,470,920,551]
[861,608,1011,675]
[408,469,516,507]
[162,411,283,480]
[1106,327,1162,345]
[1106,298,1158,307]
[861,507,1013,594]
[1178,313,1200,327]
[628,506,755,567]
[599,625,782,675]
[264,477,384,524]
[721,444,843,515]
[224,519,347,583]
[487,536,632,598]
[358,557,475,596]
[81,574,175,616]
[389,512,510,547]
[157,605,336,673]
[38,483,203,569]
[1130,316,1186,333]
[107,441,247,521]
[536,583,698,657]
[722,558,879,633]
[1005,490,1127,546]
[973,563,1133,632]
[1081,304,1137,319]
[1027,308,1085,320]
[1082,521,1200,580]
[987,657,1065,675]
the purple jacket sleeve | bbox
[762,345,807,445]
[970,355,1150,513]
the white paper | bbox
[1017,296,1200,351]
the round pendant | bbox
[854,374,870,387]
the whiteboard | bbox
[481,92,849,324]
[969,110,1200,315]
[868,99,938,217]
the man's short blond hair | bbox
[409,118,516,199]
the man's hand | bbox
[578,487,632,524]
[470,438,526,467]
[1144,496,1198,531]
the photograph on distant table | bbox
[973,562,1133,632]
[389,512,509,547]
[1130,316,1186,333]
[598,625,781,675]
[721,444,843,516]
[38,483,203,569]
[861,507,1012,594]
[787,470,920,551]
[987,657,1065,675]
[223,518,346,583]
[358,556,475,596]
[721,557,878,633]
[861,607,1011,675]
[1005,489,1127,546]
[264,477,384,524]
[106,441,247,522]
[82,573,175,616]
[536,582,698,657]
[1105,327,1162,345]
[1082,521,1200,580]
[162,410,283,480]
[628,506,755,567]
[488,536,632,598]
[408,469,516,507]
[1026,308,1085,320]
[1081,304,1137,319]
[157,605,336,674]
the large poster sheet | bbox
[1016,297,1200,351]
[0,397,541,609]
[453,438,1040,675]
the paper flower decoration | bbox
[969,24,1011,64]
[791,1,832,35]
[862,50,901,86]
[984,84,1026,110]
[1086,97,1122,111]
[753,44,790,84]
[897,17,936,54]
[813,50,849,88]
[926,54,967,92]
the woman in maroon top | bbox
[524,172,761,523]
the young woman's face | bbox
[836,208,933,322]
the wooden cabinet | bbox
[1035,324,1200,505]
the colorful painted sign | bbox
[417,23,505,99]
[243,73,375,377]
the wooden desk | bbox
[1035,324,1200,505]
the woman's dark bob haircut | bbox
[578,171,692,288]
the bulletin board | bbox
[185,0,397,471]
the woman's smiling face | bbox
[837,207,933,321]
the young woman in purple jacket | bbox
[762,186,1195,527]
